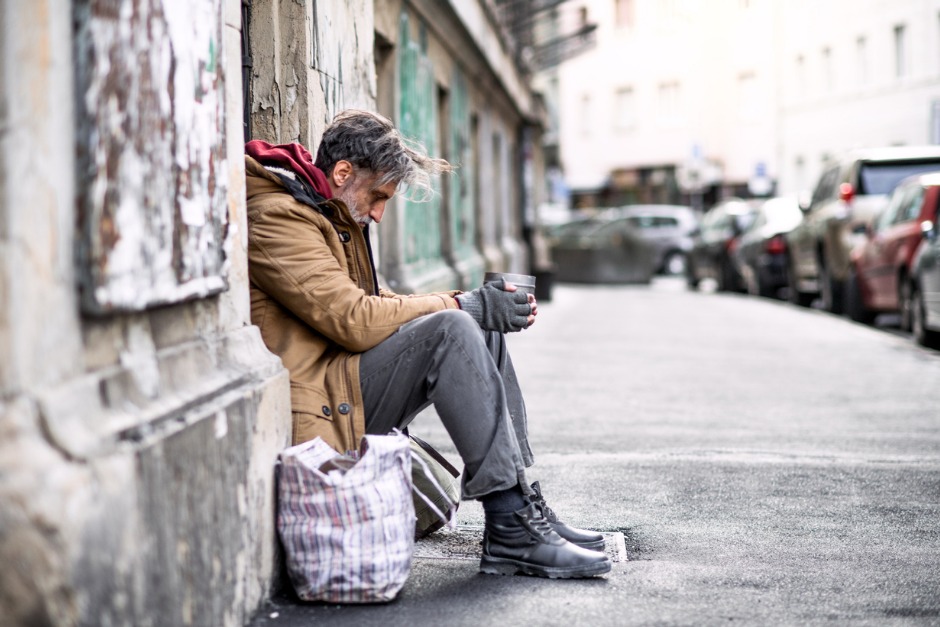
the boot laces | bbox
[526,506,555,536]
[532,494,559,523]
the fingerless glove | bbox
[456,279,531,333]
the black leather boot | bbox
[480,502,611,579]
[529,481,606,551]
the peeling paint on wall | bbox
[312,0,350,121]
[75,0,229,314]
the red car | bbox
[846,172,940,327]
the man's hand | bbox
[456,279,533,333]
[526,291,538,327]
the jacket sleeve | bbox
[379,288,463,299]
[248,200,459,352]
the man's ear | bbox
[330,160,354,188]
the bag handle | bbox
[409,446,458,532]
[409,434,459,477]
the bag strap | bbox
[409,434,459,478]
[409,447,458,531]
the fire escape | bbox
[492,0,597,174]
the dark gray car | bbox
[731,196,804,299]
[687,198,759,292]
[912,182,940,348]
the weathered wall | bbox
[373,0,544,293]
[247,0,376,147]
[0,1,290,626]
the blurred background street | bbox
[251,278,940,626]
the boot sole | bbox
[479,555,611,579]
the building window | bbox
[856,36,869,85]
[657,81,680,124]
[614,0,634,28]
[795,155,806,193]
[738,72,757,120]
[894,24,908,78]
[614,87,636,131]
[821,46,833,92]
[795,54,806,95]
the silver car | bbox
[786,146,940,312]
[606,204,700,275]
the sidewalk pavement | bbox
[249,279,940,626]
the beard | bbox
[337,186,372,227]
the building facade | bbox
[776,0,940,195]
[549,0,940,211]
[1,0,544,625]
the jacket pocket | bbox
[291,411,334,446]
[289,381,333,419]
[290,382,334,446]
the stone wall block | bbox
[0,397,79,627]
[248,0,309,144]
[218,20,252,332]
[239,368,291,615]
[1,0,84,396]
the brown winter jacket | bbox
[245,156,460,453]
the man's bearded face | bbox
[336,170,396,228]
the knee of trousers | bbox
[423,309,487,348]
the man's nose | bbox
[370,202,387,224]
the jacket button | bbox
[340,232,351,243]
[338,403,351,414]
[322,405,331,416]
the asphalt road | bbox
[251,278,940,626]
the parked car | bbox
[786,147,940,312]
[686,198,759,292]
[547,210,655,284]
[607,204,699,275]
[731,196,804,299]
[911,215,940,349]
[845,172,940,326]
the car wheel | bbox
[752,265,777,299]
[785,256,814,307]
[662,251,688,276]
[717,258,737,293]
[819,258,844,314]
[846,267,875,325]
[756,276,776,299]
[899,277,913,332]
[686,261,700,290]
[911,283,940,349]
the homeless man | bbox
[245,109,610,579]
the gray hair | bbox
[314,109,453,201]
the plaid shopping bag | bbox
[276,433,415,603]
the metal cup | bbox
[483,272,537,296]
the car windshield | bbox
[625,215,679,229]
[858,160,940,195]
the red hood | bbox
[245,140,332,199]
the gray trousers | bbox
[359,309,534,500]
